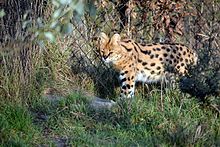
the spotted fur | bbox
[98,32,198,98]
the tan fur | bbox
[98,32,198,98]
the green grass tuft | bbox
[0,104,45,146]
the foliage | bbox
[0,104,44,146]
[1,91,218,146]
[0,0,95,104]
[27,0,96,43]
[0,9,5,17]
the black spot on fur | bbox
[134,46,138,52]
[122,85,126,90]
[163,53,168,57]
[156,48,161,51]
[142,62,147,66]
[161,46,166,50]
[135,42,151,55]
[185,59,188,63]
[166,48,171,52]
[121,78,126,83]
[150,55,154,59]
[150,63,156,66]
[181,63,185,66]
[159,58,163,61]
[155,54,159,58]
[169,60,173,64]
[177,65,180,69]
[180,47,183,51]
[144,67,150,70]
[183,51,186,55]
[141,50,151,55]
[123,40,132,43]
[120,72,125,76]
[156,66,161,70]
[138,59,142,63]
[124,71,128,74]
[170,54,174,59]
[151,71,155,74]
[121,44,132,52]
[127,84,131,89]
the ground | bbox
[0,89,220,146]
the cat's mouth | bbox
[102,55,121,64]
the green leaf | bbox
[88,1,96,17]
[52,0,60,7]
[22,20,31,29]
[53,8,62,19]
[71,0,84,16]
[37,18,44,27]
[59,0,72,5]
[0,9,5,18]
[50,21,58,29]
[44,32,55,42]
[35,31,39,37]
[23,12,28,20]
[61,23,73,34]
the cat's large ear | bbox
[99,32,109,46]
[110,33,121,45]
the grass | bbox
[0,103,45,146]
[1,90,219,146]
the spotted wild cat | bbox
[98,32,198,98]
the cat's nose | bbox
[103,54,109,60]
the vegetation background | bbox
[0,0,220,146]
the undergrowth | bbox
[1,90,219,146]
